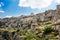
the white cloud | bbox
[0,2,4,7]
[0,4,1,7]
[55,0,60,4]
[5,16,12,18]
[0,10,4,13]
[18,0,53,9]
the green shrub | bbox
[43,35,51,40]
[44,25,53,34]
[17,29,27,36]
[26,33,40,40]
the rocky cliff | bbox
[0,5,60,40]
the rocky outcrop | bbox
[0,5,60,30]
[0,5,60,40]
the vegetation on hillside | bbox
[0,5,60,40]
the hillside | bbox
[0,5,60,40]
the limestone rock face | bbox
[0,5,60,40]
[0,5,60,30]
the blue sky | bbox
[0,0,60,18]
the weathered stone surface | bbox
[0,5,60,40]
